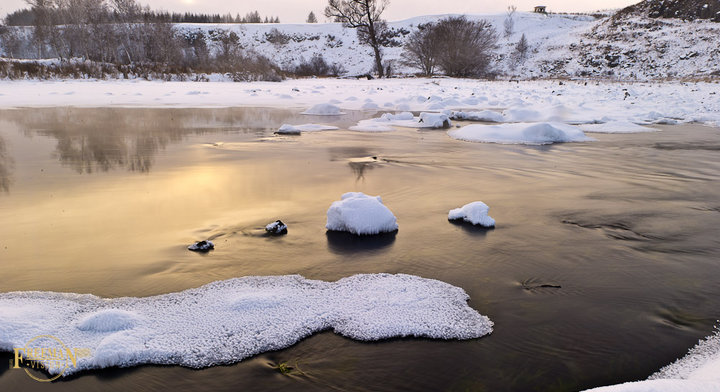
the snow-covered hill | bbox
[167,10,719,80]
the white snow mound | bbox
[0,274,493,376]
[448,122,593,145]
[301,103,344,116]
[449,202,496,227]
[326,192,398,235]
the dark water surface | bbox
[0,107,719,391]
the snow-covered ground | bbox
[0,273,493,376]
[584,330,720,391]
[0,78,718,129]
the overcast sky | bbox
[0,0,639,23]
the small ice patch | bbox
[301,103,344,116]
[448,202,496,227]
[580,121,657,134]
[326,192,398,235]
[77,309,142,332]
[451,110,504,123]
[349,124,395,132]
[448,123,593,145]
[276,124,338,134]
[0,274,492,376]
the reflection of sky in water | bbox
[0,134,12,192]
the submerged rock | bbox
[188,240,214,252]
[265,220,288,235]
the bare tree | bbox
[433,16,498,77]
[307,11,318,23]
[504,5,516,37]
[511,33,530,68]
[324,0,389,78]
[400,22,439,76]
[25,0,56,58]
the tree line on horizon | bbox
[4,3,280,26]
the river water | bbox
[0,107,719,391]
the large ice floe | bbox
[448,202,496,227]
[448,122,593,145]
[579,121,658,134]
[0,274,493,376]
[326,192,399,235]
[584,330,720,391]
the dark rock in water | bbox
[265,220,288,235]
[188,240,214,252]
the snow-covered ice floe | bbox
[0,274,493,376]
[584,330,720,391]
[351,111,451,131]
[579,121,658,134]
[326,192,398,235]
[301,103,344,116]
[448,122,593,145]
[276,123,339,134]
[448,202,496,228]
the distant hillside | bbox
[618,0,720,22]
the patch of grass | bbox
[269,360,306,376]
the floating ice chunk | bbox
[448,202,496,227]
[380,112,414,121]
[448,122,593,145]
[188,240,214,252]
[0,274,492,376]
[349,124,395,132]
[451,110,505,123]
[265,220,288,235]
[583,331,720,391]
[326,192,398,235]
[580,121,657,133]
[301,103,344,116]
[77,309,142,332]
[276,124,338,134]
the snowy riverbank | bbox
[1,78,718,128]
